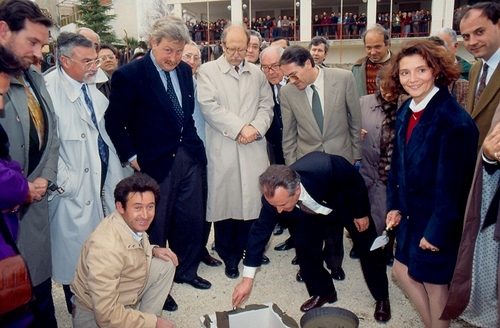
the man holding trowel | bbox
[232,152,391,322]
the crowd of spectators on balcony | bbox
[183,9,431,44]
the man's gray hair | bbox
[221,24,250,45]
[74,27,100,43]
[259,165,300,198]
[250,29,262,46]
[150,15,191,45]
[260,45,284,61]
[362,24,390,46]
[434,27,458,44]
[56,32,93,67]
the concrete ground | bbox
[53,229,476,327]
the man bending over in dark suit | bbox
[232,151,391,322]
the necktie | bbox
[297,200,317,215]
[311,85,323,133]
[164,71,184,130]
[234,65,239,73]
[16,75,45,149]
[275,83,281,103]
[82,85,109,165]
[475,63,489,106]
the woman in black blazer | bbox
[383,40,478,328]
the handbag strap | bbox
[0,212,21,255]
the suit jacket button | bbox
[81,133,86,138]
[86,201,91,205]
[172,153,176,157]
[84,168,89,173]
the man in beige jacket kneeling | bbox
[71,173,178,328]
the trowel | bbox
[370,225,392,251]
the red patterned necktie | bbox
[474,63,488,107]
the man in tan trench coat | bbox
[197,24,274,280]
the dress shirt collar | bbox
[409,86,439,113]
[296,183,332,215]
[125,224,143,243]
[484,47,500,72]
[60,66,84,95]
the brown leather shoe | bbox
[201,254,222,267]
[300,291,338,312]
[374,299,391,322]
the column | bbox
[299,0,311,42]
[231,0,243,24]
[173,3,183,20]
[366,0,377,28]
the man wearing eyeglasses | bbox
[44,32,130,314]
[105,16,211,312]
[245,30,262,65]
[276,46,392,321]
[197,24,274,280]
[260,46,285,165]
[98,43,119,77]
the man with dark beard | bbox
[0,1,60,325]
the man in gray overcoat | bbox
[0,0,60,325]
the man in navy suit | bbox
[105,15,210,311]
[232,152,391,322]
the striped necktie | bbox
[82,85,109,165]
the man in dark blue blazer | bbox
[232,152,391,322]
[105,16,210,310]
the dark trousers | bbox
[295,213,388,301]
[199,165,212,259]
[32,277,58,327]
[322,221,344,269]
[148,146,204,281]
[214,219,255,268]
[267,141,285,165]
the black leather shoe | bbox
[201,254,223,267]
[274,238,294,251]
[296,270,303,282]
[291,256,299,265]
[300,291,338,312]
[374,299,391,322]
[349,247,359,259]
[261,254,270,265]
[225,267,239,279]
[273,224,284,235]
[163,294,178,312]
[174,275,211,289]
[331,267,345,281]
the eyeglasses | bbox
[182,53,201,61]
[224,46,247,55]
[261,64,281,73]
[284,73,299,83]
[63,55,102,70]
[247,44,260,51]
[99,55,116,61]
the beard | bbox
[83,71,97,84]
